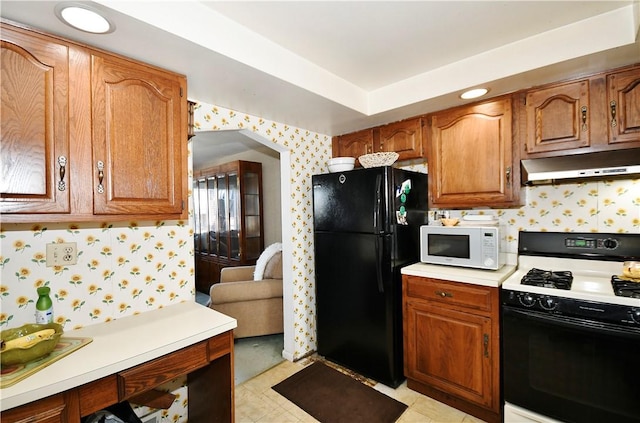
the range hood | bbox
[521,148,640,185]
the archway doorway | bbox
[190,129,295,371]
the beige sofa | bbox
[208,251,283,339]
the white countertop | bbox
[402,262,517,287]
[0,301,237,411]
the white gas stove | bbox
[502,231,640,423]
[503,254,640,307]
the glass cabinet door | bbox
[207,176,218,256]
[228,172,240,260]
[197,178,209,253]
[217,174,228,258]
[243,171,262,260]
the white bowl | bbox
[327,157,355,172]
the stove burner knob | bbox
[630,308,640,324]
[519,293,536,307]
[602,238,619,249]
[540,296,557,310]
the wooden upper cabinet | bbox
[520,64,640,158]
[608,66,640,145]
[378,117,423,160]
[0,24,71,214]
[332,129,374,162]
[332,118,424,166]
[427,96,518,208]
[524,80,590,154]
[91,53,185,215]
[0,20,187,222]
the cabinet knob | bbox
[483,333,489,358]
[610,101,617,128]
[506,166,512,188]
[57,156,67,191]
[581,106,588,132]
[435,290,452,298]
[96,161,105,194]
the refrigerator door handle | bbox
[375,235,384,293]
[373,174,382,233]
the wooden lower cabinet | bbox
[403,275,501,423]
[1,331,234,423]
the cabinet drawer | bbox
[1,393,67,423]
[208,330,232,361]
[79,375,118,417]
[118,342,209,400]
[405,276,493,312]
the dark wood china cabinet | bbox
[192,161,264,293]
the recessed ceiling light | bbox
[55,3,114,34]
[460,88,489,100]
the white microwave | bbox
[420,225,503,270]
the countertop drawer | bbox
[117,341,209,400]
[404,275,494,312]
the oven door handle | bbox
[503,306,640,340]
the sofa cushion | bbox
[209,279,283,304]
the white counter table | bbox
[1,301,237,422]
[401,262,517,287]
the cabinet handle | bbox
[506,166,511,188]
[57,156,67,191]
[581,106,588,132]
[435,290,453,298]
[610,101,617,128]
[483,333,489,358]
[96,161,105,194]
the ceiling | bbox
[1,1,639,154]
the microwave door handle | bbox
[373,174,382,233]
[375,235,384,293]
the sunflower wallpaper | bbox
[1,99,638,422]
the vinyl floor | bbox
[235,358,488,423]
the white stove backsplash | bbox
[435,178,640,255]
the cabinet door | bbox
[241,164,264,261]
[608,67,640,145]
[524,80,590,154]
[378,117,423,160]
[91,53,185,215]
[428,97,516,207]
[0,25,71,214]
[404,300,494,408]
[332,129,374,163]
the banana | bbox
[0,329,56,352]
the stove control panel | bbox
[518,231,640,260]
[503,289,640,328]
[564,236,619,250]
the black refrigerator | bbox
[312,166,428,388]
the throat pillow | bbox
[254,242,283,280]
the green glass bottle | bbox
[35,286,53,324]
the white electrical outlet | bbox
[46,242,78,267]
